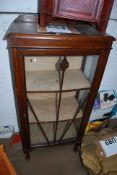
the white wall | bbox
[0,0,38,132]
[100,0,117,91]
[0,14,19,131]
[0,0,117,131]
[0,0,38,12]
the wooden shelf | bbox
[28,92,83,122]
[26,69,90,92]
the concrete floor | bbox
[1,119,117,174]
[1,139,87,175]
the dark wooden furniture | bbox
[40,0,114,33]
[6,15,115,159]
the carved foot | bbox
[25,152,30,161]
[74,145,79,153]
[74,143,81,153]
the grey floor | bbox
[2,140,87,175]
[1,119,117,175]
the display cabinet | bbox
[39,0,114,33]
[6,15,115,159]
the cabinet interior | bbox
[30,119,82,144]
[24,56,91,145]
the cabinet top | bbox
[5,15,115,38]
[5,15,115,50]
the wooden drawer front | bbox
[53,0,103,22]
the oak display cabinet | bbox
[6,15,115,159]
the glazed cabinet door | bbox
[24,55,89,146]
[53,0,103,22]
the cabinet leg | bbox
[74,145,78,153]
[74,143,81,153]
[24,151,30,161]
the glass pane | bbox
[24,56,91,92]
[83,55,99,84]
